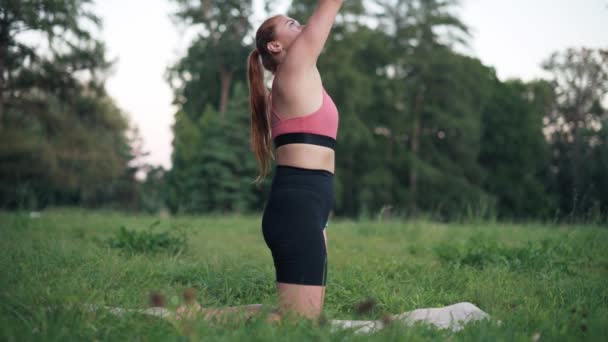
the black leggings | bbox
[262,165,334,286]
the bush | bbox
[106,223,186,256]
[434,236,571,271]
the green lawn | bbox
[1,209,606,341]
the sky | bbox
[94,0,608,169]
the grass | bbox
[0,208,607,341]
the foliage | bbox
[106,223,186,256]
[435,236,571,271]
[0,0,139,209]
[166,0,267,214]
[479,79,554,219]
[167,84,264,214]
[2,1,606,221]
[163,0,607,221]
[542,48,608,219]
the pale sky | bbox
[94,0,608,169]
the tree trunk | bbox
[571,118,582,213]
[0,19,7,131]
[0,54,4,131]
[408,90,424,215]
[219,68,232,115]
[387,135,393,162]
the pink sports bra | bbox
[269,88,339,149]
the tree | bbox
[0,0,109,127]
[167,1,278,214]
[479,79,554,219]
[374,0,492,217]
[542,48,608,217]
[167,83,261,214]
[0,0,137,209]
[169,0,252,115]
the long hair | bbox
[248,16,280,184]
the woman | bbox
[176,0,343,323]
[248,0,343,321]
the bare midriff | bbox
[275,144,335,174]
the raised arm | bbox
[283,0,343,69]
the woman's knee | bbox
[277,283,325,319]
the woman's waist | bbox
[275,144,335,174]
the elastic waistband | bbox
[274,133,336,150]
[275,164,334,177]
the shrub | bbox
[106,224,186,256]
